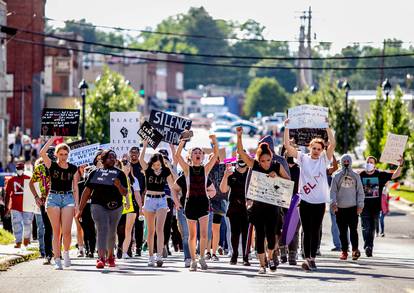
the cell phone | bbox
[231,166,236,172]
[180,130,194,141]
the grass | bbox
[0,228,15,245]
[389,186,414,203]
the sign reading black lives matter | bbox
[110,112,140,157]
[90,169,120,186]
[41,108,80,136]
[289,128,328,146]
[246,171,293,209]
[149,110,192,145]
[138,121,163,149]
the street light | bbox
[342,80,351,153]
[78,79,89,139]
[382,78,391,100]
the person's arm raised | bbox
[175,139,189,176]
[283,120,298,159]
[205,134,219,174]
[139,140,149,171]
[39,137,58,169]
[236,127,254,168]
[326,127,336,161]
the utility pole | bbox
[297,6,313,90]
[380,40,386,84]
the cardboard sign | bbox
[246,171,293,208]
[90,169,120,186]
[68,143,100,166]
[202,148,227,162]
[380,133,408,165]
[41,108,80,136]
[288,105,328,129]
[110,112,141,157]
[68,139,88,150]
[149,110,192,145]
[289,128,328,146]
[208,163,228,200]
[23,180,41,214]
[138,121,163,149]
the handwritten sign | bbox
[246,171,293,208]
[380,133,408,165]
[68,143,100,166]
[90,169,120,186]
[23,180,41,214]
[288,105,328,129]
[41,108,80,136]
[149,110,192,145]
[110,112,140,157]
[138,121,163,149]
[289,128,328,146]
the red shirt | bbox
[5,175,31,212]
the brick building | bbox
[5,0,45,137]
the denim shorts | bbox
[46,192,75,209]
[143,195,168,213]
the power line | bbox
[7,36,414,71]
[3,25,414,62]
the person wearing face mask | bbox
[220,156,250,266]
[139,140,176,267]
[5,162,33,250]
[175,132,219,271]
[330,154,365,261]
[284,119,336,272]
[237,127,290,274]
[359,155,403,257]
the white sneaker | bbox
[122,253,130,259]
[184,258,192,268]
[63,251,71,267]
[199,257,208,270]
[189,260,197,272]
[148,255,156,267]
[54,258,63,270]
[156,254,163,267]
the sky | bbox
[45,0,414,53]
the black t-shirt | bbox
[176,174,212,207]
[86,167,127,210]
[131,162,146,193]
[227,170,248,216]
[360,170,392,214]
[48,161,78,192]
[252,160,280,175]
[145,167,171,192]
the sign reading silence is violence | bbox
[41,108,80,137]
[149,110,192,145]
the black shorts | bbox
[213,213,223,224]
[184,196,209,221]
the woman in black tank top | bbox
[175,131,218,272]
[236,127,290,274]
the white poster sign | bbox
[380,133,408,165]
[68,143,100,166]
[23,180,41,214]
[110,112,141,157]
[288,105,329,129]
[246,171,294,208]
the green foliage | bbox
[0,228,15,245]
[290,77,361,154]
[243,77,288,117]
[85,67,142,143]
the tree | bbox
[85,67,142,143]
[243,77,288,117]
[364,88,387,159]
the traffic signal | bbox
[139,84,145,97]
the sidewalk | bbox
[0,242,40,271]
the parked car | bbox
[230,120,258,137]
[208,112,241,124]
[212,125,234,148]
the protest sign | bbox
[246,171,293,208]
[202,148,227,162]
[68,139,88,150]
[90,169,120,186]
[41,108,80,136]
[380,133,408,165]
[149,110,192,145]
[68,143,100,166]
[138,121,163,149]
[287,105,328,129]
[23,180,41,214]
[110,112,140,157]
[289,128,328,146]
[208,163,228,199]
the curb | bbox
[0,250,40,271]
